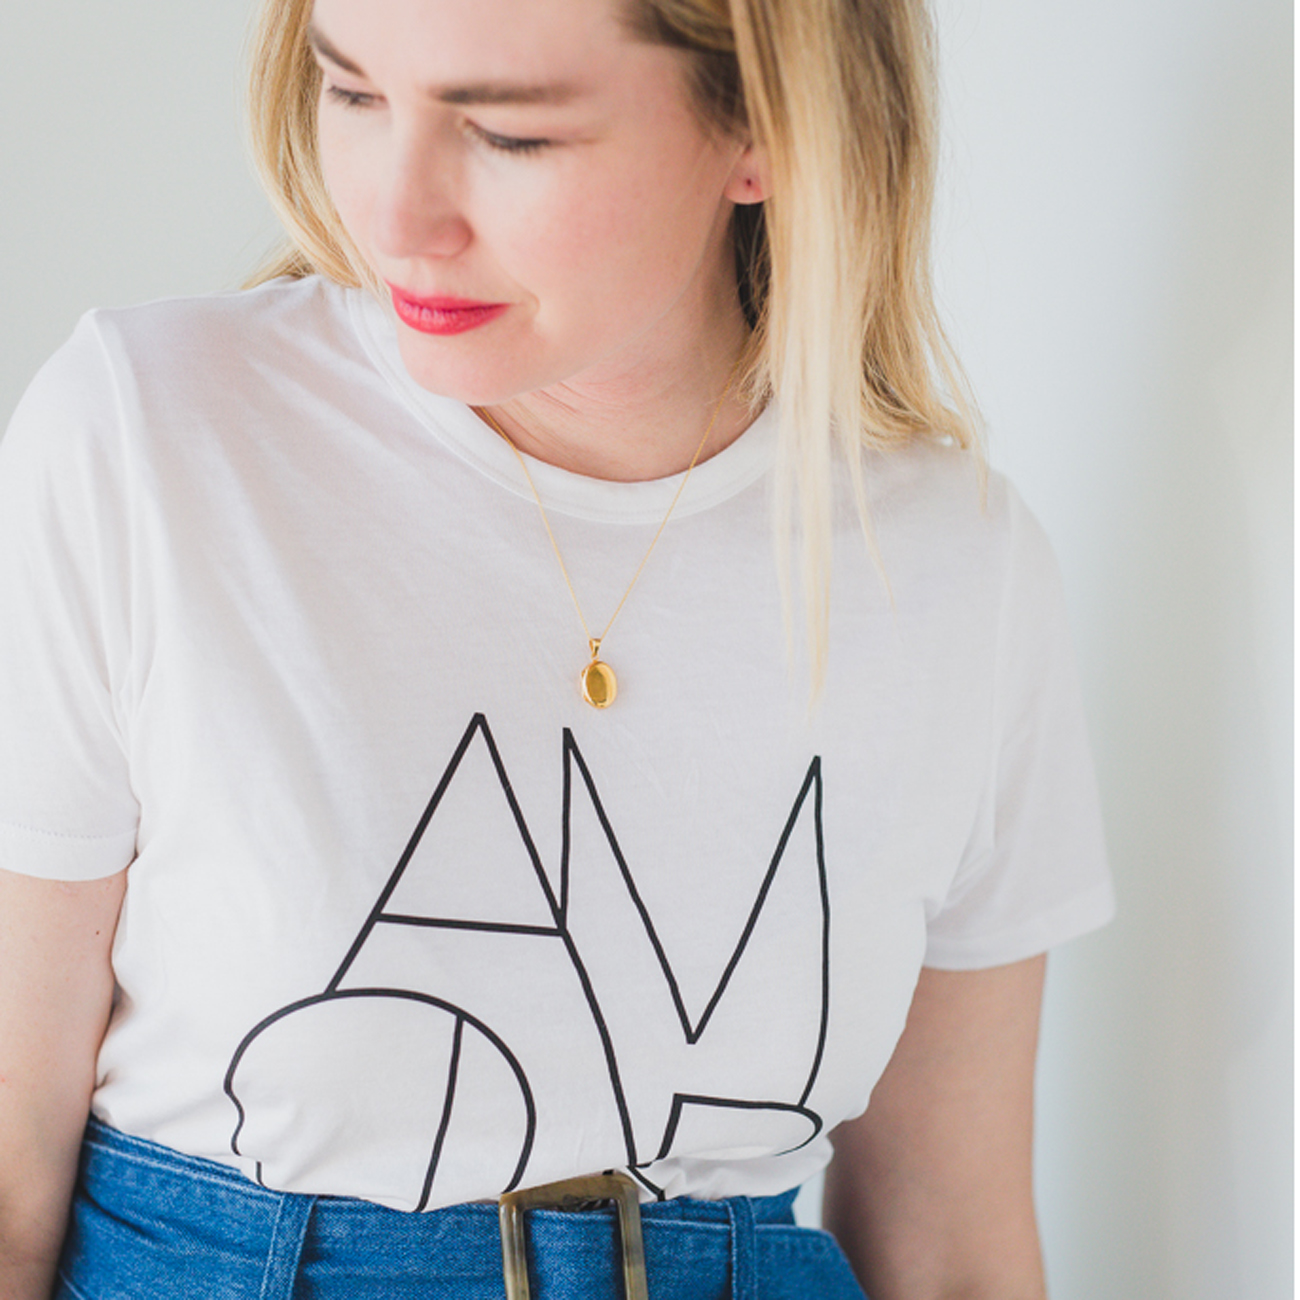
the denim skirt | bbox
[56,1118,867,1299]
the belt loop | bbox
[725,1196,758,1300]
[259,1192,317,1300]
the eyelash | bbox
[324,85,378,110]
[323,84,551,156]
[468,125,551,156]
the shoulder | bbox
[87,273,345,335]
[72,275,358,390]
[10,275,353,406]
[0,277,372,540]
[3,276,367,469]
[859,438,1052,602]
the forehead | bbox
[308,0,640,87]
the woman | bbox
[0,0,1113,1296]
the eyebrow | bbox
[306,25,582,106]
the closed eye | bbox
[324,83,380,110]
[322,84,549,157]
[466,123,552,155]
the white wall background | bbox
[931,2,1292,1297]
[0,1,1290,1296]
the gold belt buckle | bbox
[499,1171,649,1300]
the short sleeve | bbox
[924,485,1115,968]
[0,315,140,879]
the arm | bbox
[822,955,1047,1300]
[0,866,127,1300]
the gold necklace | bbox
[476,376,736,709]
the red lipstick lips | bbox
[387,284,507,336]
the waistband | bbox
[61,1118,861,1300]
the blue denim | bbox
[57,1118,867,1299]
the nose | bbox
[370,128,471,261]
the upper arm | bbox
[822,955,1047,1300]
[0,865,126,1274]
[0,864,125,1138]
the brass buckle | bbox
[499,1171,649,1300]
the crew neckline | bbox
[347,286,778,525]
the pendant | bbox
[580,639,617,709]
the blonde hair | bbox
[245,0,978,685]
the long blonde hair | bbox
[245,0,978,684]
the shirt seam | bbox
[925,878,1116,959]
[0,818,137,843]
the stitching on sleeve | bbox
[0,817,137,843]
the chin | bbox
[392,330,543,406]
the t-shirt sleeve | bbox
[0,315,140,879]
[924,483,1115,968]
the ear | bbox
[723,141,771,205]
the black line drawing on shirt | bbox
[654,1096,823,1164]
[225,988,535,1207]
[225,712,829,1202]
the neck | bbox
[479,311,755,483]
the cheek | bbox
[493,163,724,321]
[316,118,371,236]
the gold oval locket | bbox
[580,644,617,709]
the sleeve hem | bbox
[0,820,136,881]
[923,878,1116,971]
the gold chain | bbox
[475,371,738,707]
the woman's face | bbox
[310,0,756,404]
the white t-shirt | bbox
[0,276,1112,1210]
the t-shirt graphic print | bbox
[224,713,830,1207]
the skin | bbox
[310,0,766,480]
[0,868,125,1300]
[824,958,1049,1300]
[0,3,1049,1297]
